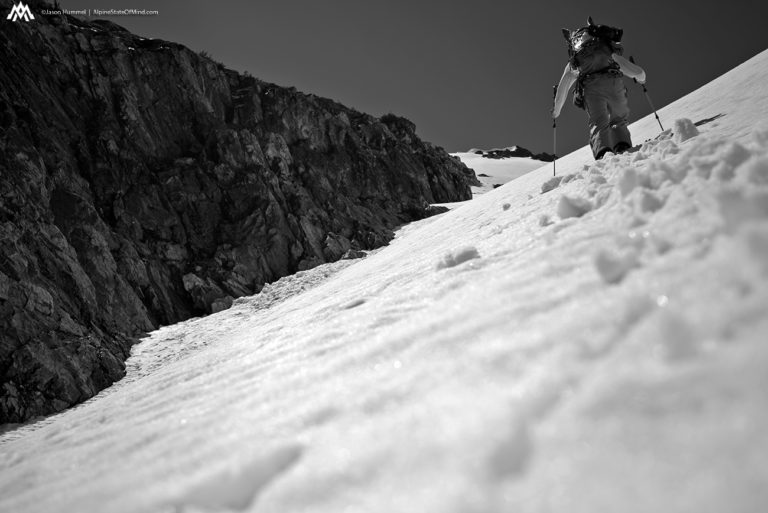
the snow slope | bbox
[452,150,545,194]
[2,50,768,513]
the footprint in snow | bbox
[594,247,639,284]
[170,444,303,511]
[487,417,531,479]
[342,298,366,309]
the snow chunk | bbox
[673,118,700,143]
[594,248,639,284]
[718,189,768,232]
[593,185,614,209]
[436,246,480,269]
[649,158,685,185]
[735,155,768,185]
[690,141,752,180]
[752,122,768,146]
[653,138,681,159]
[618,167,639,196]
[540,175,563,193]
[649,310,700,363]
[635,189,666,214]
[624,228,671,255]
[589,173,607,185]
[561,172,582,184]
[742,224,768,274]
[715,142,752,180]
[557,194,592,219]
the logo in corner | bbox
[7,2,35,22]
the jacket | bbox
[552,54,646,119]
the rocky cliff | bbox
[470,146,556,162]
[0,2,477,423]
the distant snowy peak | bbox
[452,146,549,194]
[467,145,555,162]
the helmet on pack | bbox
[570,29,596,53]
[562,16,623,58]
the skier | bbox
[552,18,647,160]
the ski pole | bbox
[629,56,664,132]
[552,84,558,176]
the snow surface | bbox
[452,150,545,194]
[2,50,768,513]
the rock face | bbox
[476,146,555,162]
[0,2,476,423]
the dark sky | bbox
[58,0,766,155]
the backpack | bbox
[562,17,624,109]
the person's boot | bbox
[595,147,611,160]
[613,142,631,154]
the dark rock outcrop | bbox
[0,1,476,423]
[480,146,555,162]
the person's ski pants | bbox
[583,73,631,158]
